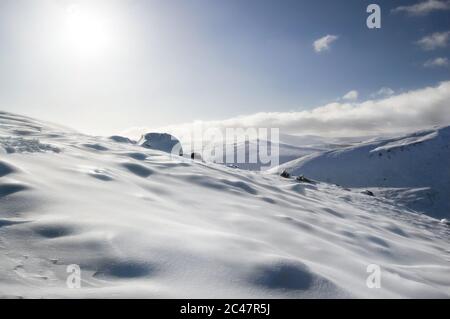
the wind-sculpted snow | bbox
[0,111,449,298]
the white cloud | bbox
[424,57,449,67]
[371,87,395,98]
[416,31,450,50]
[342,90,359,101]
[124,81,450,139]
[313,35,338,53]
[392,0,450,15]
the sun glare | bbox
[64,4,112,57]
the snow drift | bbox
[0,111,449,298]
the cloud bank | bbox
[123,81,450,139]
[392,0,450,15]
[313,35,338,53]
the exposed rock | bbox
[361,190,375,197]
[280,170,290,178]
[296,175,316,184]
[191,152,202,161]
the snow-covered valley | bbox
[0,111,449,298]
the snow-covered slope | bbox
[0,111,449,298]
[272,126,450,219]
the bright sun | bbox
[64,4,112,57]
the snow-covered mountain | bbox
[197,139,325,171]
[272,126,450,219]
[138,133,184,156]
[185,133,363,171]
[0,111,449,298]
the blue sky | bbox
[0,0,449,135]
